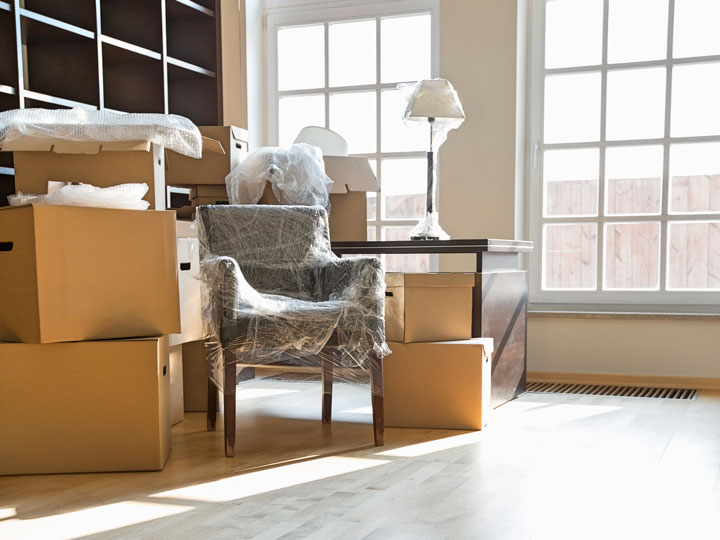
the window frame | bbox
[265,0,440,244]
[527,0,720,309]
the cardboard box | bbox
[3,136,224,210]
[384,339,494,430]
[169,236,203,347]
[189,184,227,200]
[0,205,181,344]
[169,344,184,425]
[166,126,249,186]
[258,155,378,242]
[191,195,229,207]
[385,273,475,343]
[182,340,214,412]
[0,336,171,475]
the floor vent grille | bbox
[526,382,698,400]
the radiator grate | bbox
[526,382,698,400]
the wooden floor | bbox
[1,378,720,540]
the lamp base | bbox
[409,212,450,241]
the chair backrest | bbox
[196,205,333,295]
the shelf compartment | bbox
[102,43,164,114]
[166,0,217,73]
[0,8,17,88]
[168,63,219,125]
[174,0,215,17]
[22,17,99,106]
[0,85,19,114]
[99,0,162,55]
[22,0,96,32]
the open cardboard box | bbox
[1,130,232,210]
[259,155,379,242]
[0,204,180,344]
[166,126,249,186]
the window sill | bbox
[528,310,720,321]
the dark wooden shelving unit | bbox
[0,0,223,206]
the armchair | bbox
[196,204,389,457]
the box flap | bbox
[230,126,250,142]
[388,273,476,288]
[1,139,153,154]
[201,136,225,155]
[325,156,379,194]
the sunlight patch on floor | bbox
[377,432,482,458]
[341,406,373,414]
[235,388,299,401]
[151,456,389,503]
[0,501,193,540]
[0,508,17,520]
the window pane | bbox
[543,148,599,217]
[381,158,426,220]
[606,68,666,141]
[669,143,720,214]
[381,89,429,152]
[544,73,601,143]
[543,223,597,290]
[668,221,720,290]
[367,226,378,241]
[671,63,720,138]
[382,226,430,272]
[329,91,376,154]
[604,222,661,290]
[278,25,324,91]
[605,146,663,215]
[278,95,324,147]
[673,0,720,58]
[545,0,603,69]
[608,0,668,64]
[367,159,377,220]
[329,19,376,87]
[381,14,431,83]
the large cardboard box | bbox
[0,205,181,344]
[385,273,475,343]
[3,136,224,210]
[384,339,494,430]
[0,336,171,475]
[258,155,379,242]
[182,339,218,412]
[169,236,203,347]
[166,126,249,186]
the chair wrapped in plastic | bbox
[196,204,389,456]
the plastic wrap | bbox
[196,204,389,395]
[0,108,202,158]
[402,79,466,151]
[8,183,150,210]
[225,143,333,211]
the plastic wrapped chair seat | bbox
[196,204,388,456]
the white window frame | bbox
[265,0,440,244]
[527,0,720,310]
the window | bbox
[267,0,439,272]
[529,0,720,307]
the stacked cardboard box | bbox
[383,273,494,430]
[0,205,181,475]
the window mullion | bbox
[374,16,382,232]
[660,0,676,292]
[323,22,330,130]
[597,0,610,292]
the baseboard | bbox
[527,371,720,391]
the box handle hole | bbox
[385,291,393,297]
[180,262,191,271]
[0,242,13,252]
[163,366,167,376]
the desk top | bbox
[331,238,534,255]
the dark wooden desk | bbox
[332,239,534,408]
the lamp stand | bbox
[411,117,450,241]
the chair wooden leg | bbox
[322,352,334,423]
[370,352,384,446]
[206,378,218,431]
[223,362,236,457]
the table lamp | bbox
[403,78,465,240]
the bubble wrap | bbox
[225,143,333,211]
[196,204,389,394]
[0,108,202,158]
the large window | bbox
[529,0,720,307]
[267,0,439,271]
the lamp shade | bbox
[404,79,466,122]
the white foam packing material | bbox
[0,108,202,158]
[9,183,151,210]
[225,143,333,211]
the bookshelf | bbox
[0,0,223,205]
